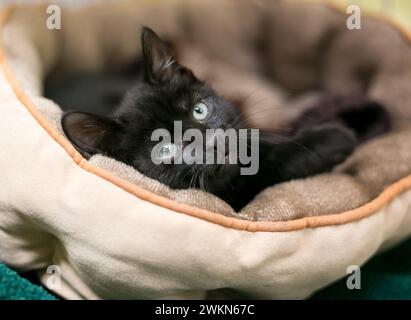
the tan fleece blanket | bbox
[5,0,411,222]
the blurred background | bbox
[332,0,411,29]
[1,0,411,30]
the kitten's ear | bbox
[62,111,120,158]
[141,26,193,84]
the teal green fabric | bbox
[0,263,56,300]
[312,237,411,299]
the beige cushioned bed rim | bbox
[1,3,411,233]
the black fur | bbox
[62,27,357,211]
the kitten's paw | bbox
[317,125,357,165]
[299,124,357,167]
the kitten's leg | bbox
[223,125,357,211]
[263,124,357,182]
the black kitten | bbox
[62,27,356,211]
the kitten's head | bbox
[62,27,242,191]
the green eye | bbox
[192,102,209,121]
[158,143,177,159]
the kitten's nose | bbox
[205,132,222,148]
[213,140,230,156]
[209,132,231,159]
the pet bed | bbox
[1,0,411,299]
